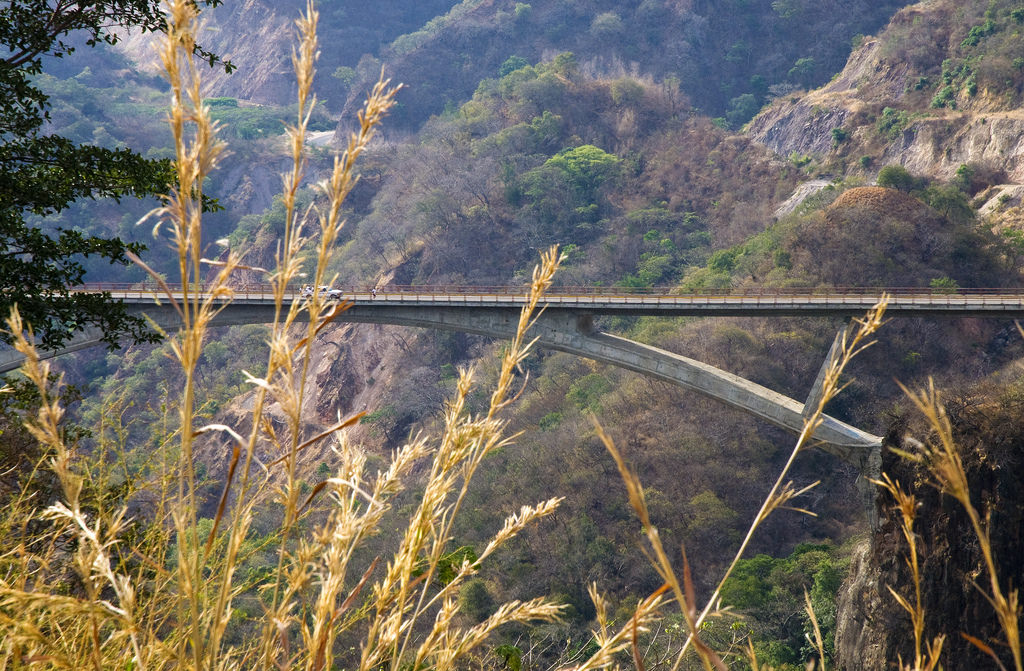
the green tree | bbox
[589,12,624,40]
[499,55,530,78]
[771,0,803,19]
[542,145,621,199]
[787,57,817,87]
[0,0,227,350]
[721,545,848,669]
[331,65,356,86]
[875,107,909,140]
[726,93,761,128]
[922,185,973,222]
[876,164,917,192]
[459,579,495,623]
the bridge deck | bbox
[86,285,1024,317]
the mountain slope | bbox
[334,0,914,132]
[749,0,1024,181]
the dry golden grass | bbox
[0,1,566,668]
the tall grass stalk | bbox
[0,1,565,668]
[804,587,828,671]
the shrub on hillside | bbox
[876,164,918,191]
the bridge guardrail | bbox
[69,283,1024,294]
[68,283,1024,308]
[63,278,1016,294]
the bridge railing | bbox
[69,283,1024,303]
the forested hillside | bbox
[5,0,1024,669]
[331,0,914,131]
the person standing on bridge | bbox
[371,287,377,299]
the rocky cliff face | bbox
[214,159,288,216]
[835,399,1024,671]
[116,0,297,105]
[751,67,1024,183]
[889,112,1024,182]
[746,33,888,158]
[833,540,897,670]
[748,2,1024,183]
[193,317,445,502]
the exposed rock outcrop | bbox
[834,540,898,671]
[746,35,899,159]
[835,400,1024,671]
[193,318,421,497]
[116,0,295,105]
[215,160,287,216]
[773,179,832,218]
[748,2,1024,183]
[884,113,1024,182]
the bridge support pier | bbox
[801,325,882,528]
[803,328,845,422]
[855,445,882,530]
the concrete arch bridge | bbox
[7,284,1024,480]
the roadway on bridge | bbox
[88,284,1024,317]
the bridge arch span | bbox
[0,296,882,471]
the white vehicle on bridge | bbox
[300,285,344,300]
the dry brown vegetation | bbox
[789,186,1001,287]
